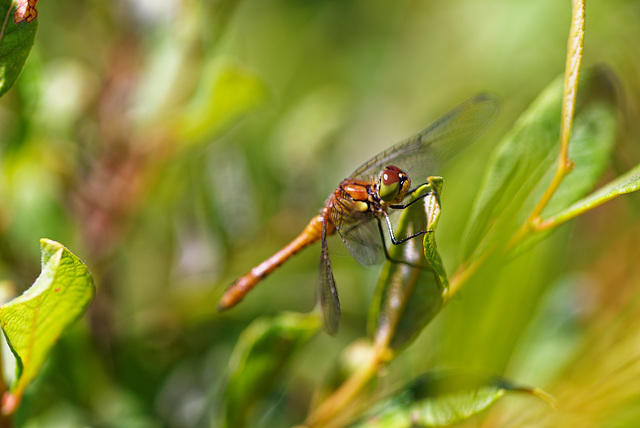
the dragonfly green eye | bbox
[379,166,403,202]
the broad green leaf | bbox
[224,311,321,428]
[0,0,38,98]
[174,57,267,145]
[368,178,447,351]
[350,371,551,428]
[544,160,640,227]
[462,67,618,260]
[0,239,95,414]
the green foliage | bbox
[462,67,618,261]
[351,371,547,428]
[224,311,321,427]
[546,157,640,226]
[0,239,94,413]
[174,57,267,145]
[0,0,37,97]
[0,1,640,427]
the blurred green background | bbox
[1,0,640,427]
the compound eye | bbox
[379,166,402,202]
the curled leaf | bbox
[422,177,448,293]
[0,239,95,414]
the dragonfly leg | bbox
[377,177,441,266]
[382,211,431,245]
[377,177,441,268]
[376,216,433,269]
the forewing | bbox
[349,94,500,182]
[318,222,341,335]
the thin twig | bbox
[528,0,585,224]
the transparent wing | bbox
[330,195,385,266]
[336,216,384,266]
[349,94,500,182]
[318,221,341,335]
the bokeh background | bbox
[1,0,640,427]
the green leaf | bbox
[462,67,618,260]
[350,371,551,428]
[368,178,447,351]
[174,57,267,145]
[422,178,448,292]
[0,239,95,414]
[0,0,38,98]
[544,160,640,227]
[224,311,321,428]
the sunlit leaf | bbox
[174,57,267,145]
[350,371,551,427]
[224,311,321,428]
[0,239,95,414]
[544,160,640,227]
[0,0,37,97]
[462,67,618,260]
[368,179,447,351]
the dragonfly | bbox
[218,94,499,334]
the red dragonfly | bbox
[218,94,499,334]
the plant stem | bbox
[510,0,586,247]
[304,349,381,428]
[446,252,489,303]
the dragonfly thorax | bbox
[378,165,411,204]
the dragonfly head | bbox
[378,165,410,203]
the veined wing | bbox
[335,216,384,266]
[349,94,500,182]
[318,219,341,335]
